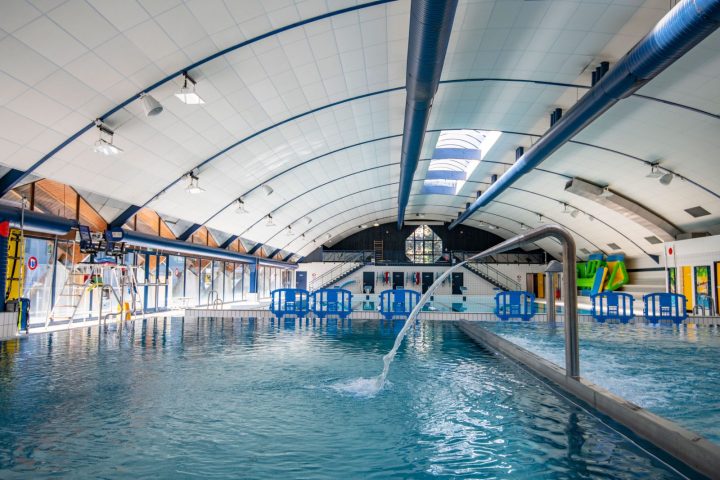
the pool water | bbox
[485,320,720,444]
[0,317,681,478]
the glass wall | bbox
[17,235,292,325]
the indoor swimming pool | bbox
[0,317,682,478]
[486,321,720,444]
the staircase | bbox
[463,262,521,292]
[373,241,383,262]
[308,262,363,292]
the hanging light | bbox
[326,233,331,239]
[235,198,248,214]
[286,225,295,236]
[588,214,595,222]
[570,209,580,218]
[185,173,204,194]
[373,222,379,227]
[487,224,498,230]
[261,184,274,196]
[175,72,205,105]
[304,216,312,224]
[265,214,275,227]
[520,223,528,230]
[659,172,674,186]
[537,214,545,223]
[360,224,367,228]
[140,92,163,117]
[646,163,663,178]
[92,121,123,156]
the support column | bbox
[247,259,259,303]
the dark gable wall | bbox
[325,222,508,256]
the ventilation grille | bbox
[607,243,622,251]
[644,236,663,245]
[685,206,710,218]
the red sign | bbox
[668,247,673,255]
[27,256,38,270]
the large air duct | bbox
[450,0,720,229]
[0,203,76,236]
[397,0,458,228]
[118,229,296,269]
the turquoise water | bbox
[485,320,720,444]
[0,318,681,478]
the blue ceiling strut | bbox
[397,0,458,229]
[450,0,720,230]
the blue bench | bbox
[643,292,687,325]
[590,291,634,323]
[379,289,421,320]
[310,288,353,319]
[270,288,310,319]
[495,291,536,321]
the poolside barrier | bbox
[494,291,536,321]
[379,289,421,320]
[643,293,687,325]
[269,288,310,319]
[590,291,634,323]
[310,288,353,319]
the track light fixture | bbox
[373,222,379,227]
[520,223,528,230]
[538,214,545,223]
[235,198,248,214]
[261,184,274,196]
[92,120,123,156]
[140,92,163,117]
[304,216,312,224]
[175,72,205,105]
[265,214,275,227]
[185,172,204,194]
[659,172,674,186]
[487,224,498,230]
[286,225,295,236]
[570,209,580,218]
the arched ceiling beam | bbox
[281,193,603,254]
[451,0,720,228]
[0,0,398,198]
[82,75,718,227]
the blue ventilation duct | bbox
[450,0,720,229]
[118,230,296,269]
[0,204,76,236]
[397,0,458,229]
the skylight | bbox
[422,130,501,195]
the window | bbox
[405,225,443,264]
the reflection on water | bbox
[0,317,680,479]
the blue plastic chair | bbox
[379,289,421,320]
[495,291,536,321]
[643,293,687,325]
[270,288,310,319]
[590,291,634,323]
[310,288,353,319]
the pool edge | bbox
[457,320,720,480]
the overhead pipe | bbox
[450,0,720,229]
[397,0,458,228]
[118,229,296,269]
[0,204,76,236]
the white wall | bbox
[298,262,546,295]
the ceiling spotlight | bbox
[360,224,367,228]
[570,209,580,218]
[92,121,123,156]
[561,203,570,214]
[235,198,248,214]
[304,216,312,224]
[140,92,163,117]
[326,233,332,240]
[588,214,595,222]
[659,172,674,186]
[373,222,379,227]
[646,163,663,178]
[301,234,306,240]
[286,226,295,237]
[175,72,205,105]
[185,173,204,194]
[600,186,613,198]
[520,223,529,230]
[265,214,275,227]
[487,224,498,230]
[538,214,545,223]
[261,184,274,196]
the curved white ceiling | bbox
[0,0,718,261]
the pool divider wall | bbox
[457,320,720,480]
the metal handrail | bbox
[465,262,521,290]
[309,262,361,291]
[405,224,579,378]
